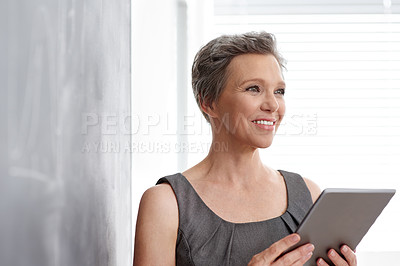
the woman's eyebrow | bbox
[277,81,286,87]
[239,78,286,87]
[238,78,265,86]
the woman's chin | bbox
[259,143,273,149]
[252,140,274,149]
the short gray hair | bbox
[191,31,286,122]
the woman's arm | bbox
[133,184,179,266]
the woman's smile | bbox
[251,119,276,131]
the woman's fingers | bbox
[249,234,299,265]
[327,246,357,266]
[267,233,301,258]
[274,244,314,266]
[327,249,348,266]
[316,257,329,266]
[248,233,307,265]
[339,245,357,265]
[317,245,357,266]
[248,234,317,265]
[317,246,357,266]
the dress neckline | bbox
[177,170,291,225]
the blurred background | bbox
[1,0,131,265]
[1,0,399,265]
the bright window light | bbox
[186,12,400,253]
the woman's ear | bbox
[200,100,218,119]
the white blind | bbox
[186,8,400,253]
[215,0,400,14]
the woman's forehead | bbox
[227,54,284,85]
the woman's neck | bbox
[198,140,272,187]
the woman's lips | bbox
[251,119,276,131]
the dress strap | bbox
[156,173,222,235]
[156,173,227,265]
[277,170,313,229]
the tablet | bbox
[285,188,396,266]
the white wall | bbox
[131,0,179,249]
[131,0,214,251]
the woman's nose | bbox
[260,93,279,112]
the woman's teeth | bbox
[253,120,274,126]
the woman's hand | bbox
[248,234,314,266]
[316,245,357,266]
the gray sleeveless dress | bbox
[156,170,313,266]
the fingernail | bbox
[317,258,323,265]
[342,245,348,253]
[329,249,336,257]
[306,252,313,258]
[306,244,314,252]
[291,234,300,242]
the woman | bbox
[134,32,357,266]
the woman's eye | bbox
[275,88,285,95]
[246,85,260,92]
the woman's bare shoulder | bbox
[138,183,178,226]
[303,177,322,203]
[134,183,178,265]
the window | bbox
[185,1,400,254]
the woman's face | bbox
[210,53,286,149]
